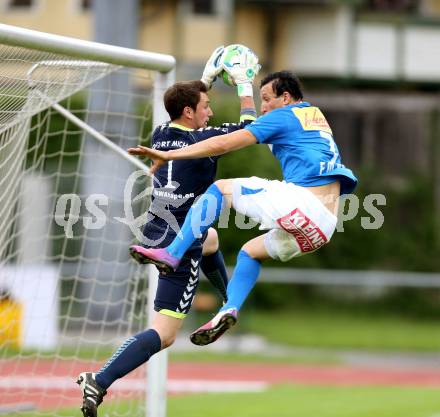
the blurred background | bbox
[1,1,440,416]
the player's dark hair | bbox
[164,80,208,120]
[260,70,304,101]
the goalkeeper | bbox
[77,45,260,417]
[127,67,358,346]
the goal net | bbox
[0,25,174,417]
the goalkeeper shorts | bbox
[143,221,204,319]
[231,177,337,262]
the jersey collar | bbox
[290,101,310,108]
[169,122,194,131]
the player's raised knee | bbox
[241,235,271,261]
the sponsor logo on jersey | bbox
[153,189,195,200]
[277,208,327,252]
[153,140,189,149]
[292,107,332,134]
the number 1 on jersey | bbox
[165,160,175,188]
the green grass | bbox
[239,307,440,352]
[9,385,440,417]
[167,385,440,417]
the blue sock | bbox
[220,250,261,312]
[201,250,228,302]
[167,184,225,259]
[95,329,161,390]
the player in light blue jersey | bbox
[128,70,358,346]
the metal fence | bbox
[245,267,440,289]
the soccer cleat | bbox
[77,372,107,417]
[190,308,238,346]
[129,245,180,273]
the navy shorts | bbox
[143,221,205,318]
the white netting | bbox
[0,43,157,416]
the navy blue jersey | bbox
[144,120,252,237]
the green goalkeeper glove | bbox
[201,45,225,89]
[221,44,261,97]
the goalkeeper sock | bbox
[220,250,260,312]
[201,250,228,302]
[167,184,225,259]
[95,329,161,390]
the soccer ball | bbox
[219,44,256,87]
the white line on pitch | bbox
[0,377,268,393]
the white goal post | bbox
[0,23,175,417]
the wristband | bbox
[237,83,254,97]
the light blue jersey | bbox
[245,101,357,195]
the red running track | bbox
[2,359,440,410]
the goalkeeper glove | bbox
[221,44,261,97]
[201,45,225,89]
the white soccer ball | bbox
[219,44,256,87]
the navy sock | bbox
[167,184,225,259]
[220,250,261,312]
[95,329,161,390]
[201,250,228,302]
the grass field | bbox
[237,307,440,352]
[8,385,440,417]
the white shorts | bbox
[232,177,338,262]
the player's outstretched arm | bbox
[128,129,256,174]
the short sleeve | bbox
[245,109,286,144]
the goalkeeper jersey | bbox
[245,101,357,195]
[147,120,252,227]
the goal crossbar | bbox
[0,23,175,72]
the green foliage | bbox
[326,171,438,271]
[26,93,85,174]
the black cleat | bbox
[77,372,107,417]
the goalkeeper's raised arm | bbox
[201,44,259,125]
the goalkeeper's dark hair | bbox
[164,80,208,120]
[260,71,304,101]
